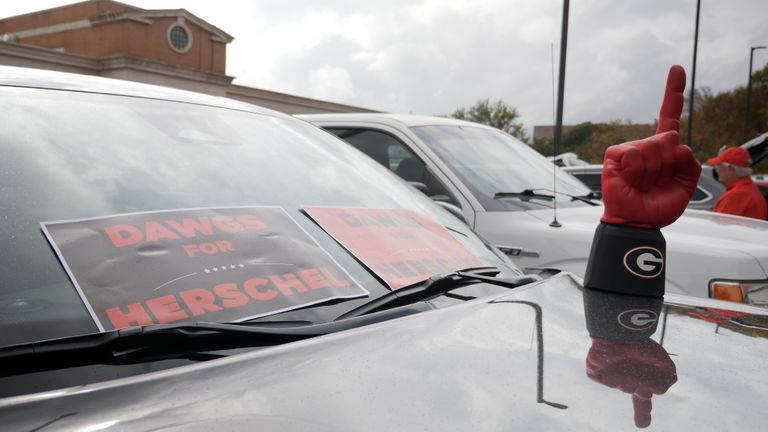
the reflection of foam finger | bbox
[632,393,653,428]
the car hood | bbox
[525,206,768,255]
[0,274,766,431]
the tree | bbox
[680,63,768,172]
[450,99,529,143]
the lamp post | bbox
[746,45,766,131]
[687,0,700,149]
[553,0,569,159]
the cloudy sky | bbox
[2,0,768,133]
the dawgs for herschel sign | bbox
[42,207,367,331]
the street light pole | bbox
[553,0,569,159]
[687,0,700,148]
[746,45,766,132]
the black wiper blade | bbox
[500,188,601,206]
[0,307,430,377]
[494,189,555,201]
[335,267,541,321]
[0,322,320,377]
[561,189,602,204]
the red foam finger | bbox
[656,132,678,186]
[638,139,661,192]
[656,65,686,135]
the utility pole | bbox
[687,0,700,148]
[554,0,569,157]
[746,45,766,132]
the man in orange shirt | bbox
[707,147,767,220]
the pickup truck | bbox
[300,113,768,307]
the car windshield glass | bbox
[411,125,592,211]
[0,87,517,347]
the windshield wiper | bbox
[0,306,430,377]
[335,267,541,321]
[495,189,600,206]
[494,189,555,201]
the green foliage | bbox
[531,121,651,164]
[530,63,768,173]
[451,99,529,143]
[681,63,768,173]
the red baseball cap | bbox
[707,147,751,168]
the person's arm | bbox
[584,65,701,298]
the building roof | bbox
[0,1,233,43]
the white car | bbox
[300,113,768,307]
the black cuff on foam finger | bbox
[584,223,666,297]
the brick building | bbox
[0,0,374,114]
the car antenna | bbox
[549,42,561,228]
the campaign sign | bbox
[42,207,367,331]
[304,208,486,290]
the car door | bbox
[320,124,478,227]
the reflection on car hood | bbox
[0,274,766,431]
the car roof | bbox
[741,131,768,163]
[298,112,493,129]
[0,65,285,117]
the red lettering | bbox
[298,268,329,290]
[199,242,220,254]
[214,283,249,308]
[244,277,278,301]
[105,302,153,328]
[146,295,189,324]
[165,217,214,238]
[269,273,307,296]
[319,267,351,287]
[236,215,267,231]
[184,241,235,257]
[184,244,200,256]
[104,224,143,248]
[179,289,222,316]
[212,216,243,233]
[215,240,235,252]
[145,221,181,242]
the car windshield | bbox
[411,125,593,211]
[0,85,518,348]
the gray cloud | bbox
[4,0,768,133]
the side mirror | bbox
[434,201,468,225]
[407,181,429,194]
[407,181,467,225]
